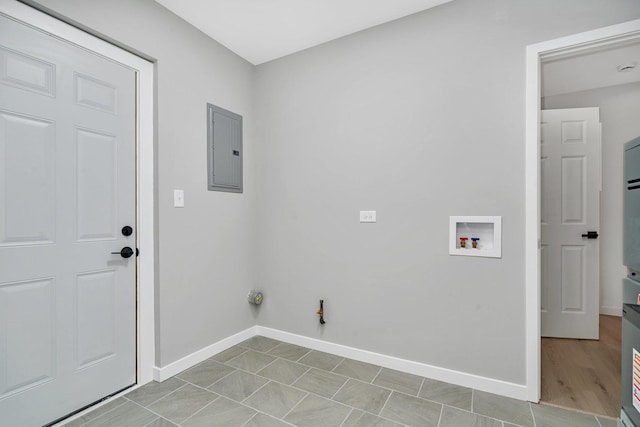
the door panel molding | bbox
[0,277,55,398]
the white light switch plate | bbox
[360,211,376,223]
[174,189,184,208]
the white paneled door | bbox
[0,13,136,426]
[540,108,601,339]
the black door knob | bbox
[122,226,133,236]
[111,247,134,258]
[581,231,599,239]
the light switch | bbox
[174,189,184,208]
[360,211,376,223]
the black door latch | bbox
[111,247,134,258]
[581,231,599,239]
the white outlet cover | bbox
[360,210,376,223]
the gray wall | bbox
[22,0,640,386]
[253,0,640,384]
[544,82,640,314]
[26,0,258,367]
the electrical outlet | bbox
[359,210,376,223]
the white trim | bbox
[152,325,527,399]
[152,327,258,381]
[0,0,156,385]
[135,44,156,387]
[600,306,623,317]
[525,18,640,403]
[524,41,542,404]
[257,326,528,400]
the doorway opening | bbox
[525,18,640,410]
[538,42,640,417]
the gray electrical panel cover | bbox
[207,103,243,193]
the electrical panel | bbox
[207,103,243,193]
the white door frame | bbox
[0,0,156,385]
[525,19,640,402]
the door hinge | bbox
[136,248,139,257]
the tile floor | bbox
[62,336,619,427]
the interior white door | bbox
[540,107,601,339]
[0,13,136,426]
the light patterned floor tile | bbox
[226,350,277,373]
[239,336,282,352]
[284,394,351,426]
[379,391,442,426]
[298,350,344,371]
[473,391,534,427]
[244,413,293,427]
[267,343,312,361]
[208,370,269,402]
[176,359,235,388]
[597,416,619,427]
[211,346,247,363]
[257,358,309,385]
[57,343,617,427]
[333,358,381,382]
[82,401,158,427]
[333,379,391,414]
[182,397,255,427]
[341,410,403,427]
[372,368,422,396]
[147,384,218,424]
[243,381,306,418]
[419,378,472,410]
[63,397,129,426]
[531,403,600,427]
[125,378,186,407]
[144,418,179,427]
[292,368,348,398]
[439,406,502,427]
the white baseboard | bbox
[152,325,528,400]
[256,326,528,401]
[152,326,258,381]
[601,306,622,317]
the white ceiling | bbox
[154,0,453,65]
[542,42,640,97]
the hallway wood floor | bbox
[541,314,621,418]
